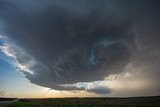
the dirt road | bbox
[0,99,19,107]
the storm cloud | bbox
[0,0,160,94]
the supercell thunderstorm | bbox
[0,0,160,94]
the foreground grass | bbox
[8,102,40,107]
[7,96,160,107]
[8,102,160,107]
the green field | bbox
[6,96,160,107]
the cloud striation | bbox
[0,0,160,94]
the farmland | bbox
[2,96,160,107]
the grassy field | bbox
[5,96,160,107]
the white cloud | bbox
[0,35,35,74]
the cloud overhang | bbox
[0,0,160,95]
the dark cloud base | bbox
[0,0,160,94]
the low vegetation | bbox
[6,96,160,107]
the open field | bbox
[0,96,159,107]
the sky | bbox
[0,0,160,98]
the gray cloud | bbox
[87,86,111,95]
[0,0,160,94]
